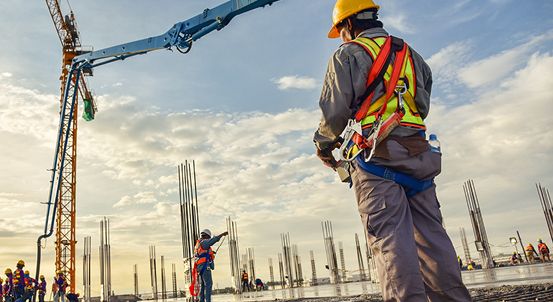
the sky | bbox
[1,0,553,295]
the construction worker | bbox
[0,277,3,302]
[526,243,538,263]
[457,256,463,269]
[241,270,249,292]
[52,271,67,302]
[538,239,550,262]
[22,271,34,302]
[510,252,519,265]
[36,276,46,302]
[4,269,14,302]
[12,261,25,302]
[314,1,471,301]
[193,229,228,302]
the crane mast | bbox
[45,0,94,293]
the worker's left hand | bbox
[220,231,229,237]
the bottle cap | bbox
[429,134,437,141]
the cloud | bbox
[381,13,415,34]
[458,31,553,88]
[272,75,318,90]
[113,191,158,208]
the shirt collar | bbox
[357,27,388,39]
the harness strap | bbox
[355,157,434,197]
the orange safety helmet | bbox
[328,0,380,39]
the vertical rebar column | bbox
[161,256,167,300]
[134,264,139,297]
[322,221,340,284]
[268,258,275,289]
[463,179,494,269]
[226,217,241,293]
[281,233,295,288]
[338,242,346,282]
[277,253,285,289]
[99,217,112,301]
[149,245,159,300]
[178,161,202,301]
[83,236,91,302]
[171,264,177,298]
[460,227,471,265]
[292,244,303,286]
[309,250,317,286]
[537,184,553,244]
[355,234,366,281]
[247,248,256,288]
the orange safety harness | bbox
[189,239,216,297]
[338,36,412,162]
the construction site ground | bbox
[212,262,553,301]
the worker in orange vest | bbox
[525,243,538,263]
[193,229,228,302]
[241,270,249,292]
[538,239,550,262]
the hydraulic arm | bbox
[35,0,279,294]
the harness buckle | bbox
[337,119,363,162]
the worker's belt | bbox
[355,156,434,197]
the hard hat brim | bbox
[328,26,340,39]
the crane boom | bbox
[35,0,280,296]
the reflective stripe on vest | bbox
[194,240,214,265]
[351,36,426,130]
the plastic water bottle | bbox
[429,134,441,153]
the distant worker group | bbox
[525,239,550,263]
[2,260,75,302]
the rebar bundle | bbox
[537,183,553,244]
[160,256,167,300]
[171,264,177,298]
[280,233,295,287]
[149,245,158,300]
[133,264,139,297]
[309,250,317,286]
[354,234,367,281]
[247,248,256,288]
[226,217,241,293]
[178,161,201,295]
[463,179,494,269]
[338,242,346,282]
[268,258,275,289]
[82,236,91,302]
[460,227,472,265]
[292,244,303,286]
[321,221,340,284]
[99,217,112,302]
[277,253,285,289]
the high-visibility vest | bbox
[194,240,214,265]
[539,243,549,254]
[350,36,426,130]
[241,272,248,281]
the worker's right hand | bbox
[220,231,229,237]
[316,142,341,169]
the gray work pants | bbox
[352,140,472,302]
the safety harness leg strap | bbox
[355,157,434,197]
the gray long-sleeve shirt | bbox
[314,27,433,150]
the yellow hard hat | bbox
[24,270,29,275]
[17,260,25,267]
[5,268,12,275]
[328,0,380,38]
[40,275,45,279]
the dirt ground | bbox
[263,283,553,302]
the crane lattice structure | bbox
[44,0,96,292]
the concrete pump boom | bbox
[35,0,279,297]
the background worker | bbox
[194,229,228,302]
[538,239,550,262]
[52,271,67,302]
[36,276,46,302]
[3,270,13,302]
[313,0,471,301]
[241,270,249,292]
[0,277,3,302]
[12,261,24,302]
[526,243,537,263]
